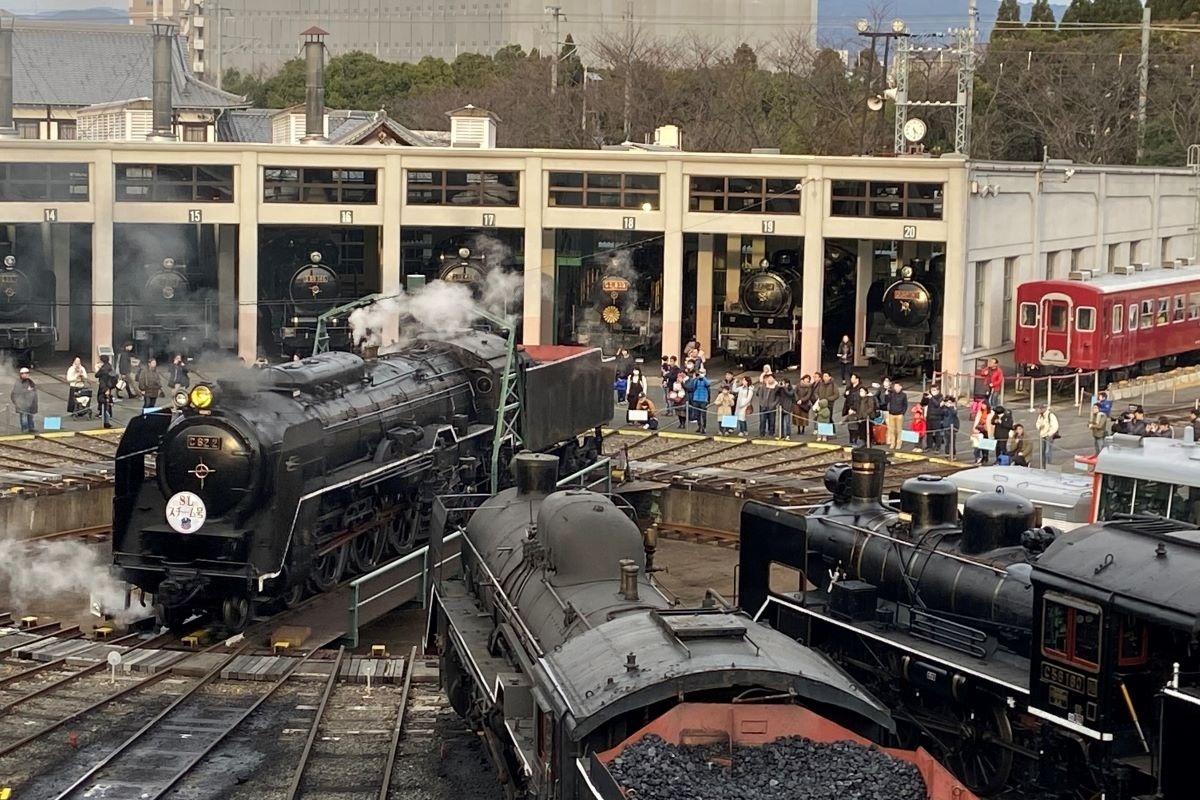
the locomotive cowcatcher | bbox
[111,324,612,631]
[741,447,1200,800]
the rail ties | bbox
[287,646,417,799]
[51,644,316,800]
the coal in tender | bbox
[607,734,928,800]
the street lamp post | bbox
[856,18,910,154]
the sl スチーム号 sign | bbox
[165,491,207,534]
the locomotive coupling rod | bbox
[1120,681,1150,753]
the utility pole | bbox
[1137,4,1151,163]
[545,5,563,95]
[956,0,978,157]
[623,0,633,141]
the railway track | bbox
[286,646,420,799]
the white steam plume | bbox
[0,537,139,624]
[349,261,524,349]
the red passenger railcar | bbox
[1014,266,1200,375]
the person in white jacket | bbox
[66,357,88,414]
[734,376,755,436]
[1036,405,1060,468]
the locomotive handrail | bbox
[820,516,1010,577]
[457,527,547,659]
[343,530,463,648]
[556,458,613,492]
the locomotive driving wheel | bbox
[349,528,385,573]
[944,701,1014,797]
[386,500,421,556]
[308,544,348,593]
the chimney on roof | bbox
[148,20,177,141]
[0,16,16,139]
[301,27,328,144]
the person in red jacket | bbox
[910,404,927,452]
[986,358,1004,408]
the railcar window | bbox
[1076,307,1096,332]
[1133,479,1172,518]
[1118,616,1149,667]
[1112,303,1123,334]
[1174,295,1186,323]
[1020,303,1038,327]
[1157,298,1170,325]
[1140,300,1153,329]
[1170,485,1200,525]
[1048,304,1068,332]
[1041,598,1102,671]
[1098,475,1135,518]
[1190,293,1200,320]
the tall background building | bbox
[145,0,817,82]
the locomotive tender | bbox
[430,452,898,800]
[741,447,1200,799]
[112,329,612,631]
[0,253,56,364]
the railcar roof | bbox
[1035,517,1200,631]
[1026,268,1200,295]
[545,608,891,735]
[1095,436,1200,487]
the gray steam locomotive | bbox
[863,261,942,374]
[742,447,1200,799]
[0,254,57,365]
[431,452,894,800]
[111,329,612,631]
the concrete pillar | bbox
[90,150,114,360]
[696,233,714,357]
[236,151,259,362]
[799,166,825,375]
[522,156,554,345]
[51,223,70,351]
[1150,173,1161,265]
[217,224,236,349]
[751,235,766,266]
[941,166,969,378]
[725,236,741,307]
[661,160,684,360]
[380,153,402,346]
[853,239,872,367]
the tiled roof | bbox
[11,24,248,110]
[218,108,435,146]
[216,108,274,143]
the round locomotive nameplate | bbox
[165,491,207,534]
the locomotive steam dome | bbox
[158,420,256,518]
[882,269,932,327]
[961,490,1036,555]
[899,475,959,530]
[741,271,793,317]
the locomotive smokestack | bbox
[850,447,887,504]
[619,559,640,601]
[300,27,328,144]
[512,452,559,497]
[0,16,16,138]
[148,20,176,141]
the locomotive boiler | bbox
[431,452,897,800]
[741,447,1200,800]
[718,252,803,368]
[0,254,57,365]
[131,257,213,360]
[864,262,941,374]
[111,328,613,631]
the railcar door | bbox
[1039,294,1072,366]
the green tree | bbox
[558,34,583,87]
[222,67,266,106]
[1147,0,1200,18]
[732,42,758,70]
[1091,0,1144,21]
[452,52,495,88]
[261,58,306,108]
[1061,0,1093,24]
[1028,0,1058,25]
[995,0,1023,30]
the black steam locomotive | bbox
[571,249,662,356]
[111,328,612,631]
[431,452,896,800]
[864,261,942,375]
[742,447,1200,800]
[278,249,346,356]
[0,254,57,365]
[130,257,214,360]
[718,250,803,367]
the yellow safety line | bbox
[37,431,77,439]
[658,431,705,441]
[80,428,124,437]
[0,435,35,442]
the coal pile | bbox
[607,734,927,800]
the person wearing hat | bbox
[115,342,137,399]
[1035,404,1060,467]
[9,367,38,433]
[95,354,117,428]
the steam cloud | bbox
[0,536,138,624]
[349,235,524,348]
[600,248,641,309]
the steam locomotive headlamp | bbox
[2,255,14,269]
[900,265,914,279]
[458,247,471,259]
[759,258,771,269]
[188,385,215,410]
[173,389,190,409]
[162,257,175,269]
[309,251,322,264]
